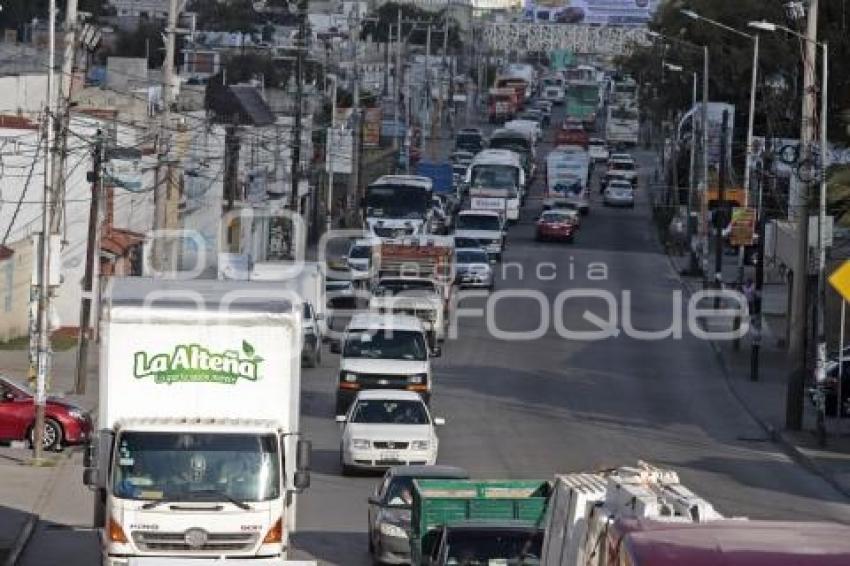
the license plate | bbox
[380,451,400,461]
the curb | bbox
[2,513,38,566]
[665,252,850,501]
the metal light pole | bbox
[326,74,338,235]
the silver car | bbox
[454,247,495,290]
[604,180,635,208]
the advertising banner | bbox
[524,0,658,26]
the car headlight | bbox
[68,409,86,420]
[407,374,427,385]
[410,440,430,451]
[351,439,371,450]
[379,521,409,539]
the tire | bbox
[31,418,63,451]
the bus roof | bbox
[371,175,432,189]
[472,149,522,167]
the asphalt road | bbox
[16,105,850,566]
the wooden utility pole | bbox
[73,131,104,394]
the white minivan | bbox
[333,313,438,415]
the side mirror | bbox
[315,312,325,321]
[433,417,446,426]
[296,439,311,471]
[368,496,382,506]
[83,467,98,488]
[294,470,311,491]
[2,391,14,402]
[330,340,342,354]
[341,255,348,262]
[335,414,347,423]
[431,346,442,358]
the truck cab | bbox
[333,313,437,414]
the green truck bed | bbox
[410,479,551,564]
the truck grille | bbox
[357,374,411,388]
[375,226,415,238]
[132,530,258,553]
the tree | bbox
[361,2,463,51]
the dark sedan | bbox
[367,465,469,565]
[0,375,92,451]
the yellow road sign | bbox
[828,260,850,302]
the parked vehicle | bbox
[336,390,445,475]
[536,210,578,243]
[0,374,91,451]
[367,465,469,565]
[85,277,311,565]
[409,479,551,565]
[454,247,495,290]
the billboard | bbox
[524,0,658,26]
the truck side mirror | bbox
[431,346,442,358]
[330,340,342,354]
[83,467,98,488]
[294,470,310,491]
[296,439,311,471]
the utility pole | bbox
[686,71,698,273]
[787,0,819,430]
[33,0,59,464]
[394,8,402,156]
[701,46,710,285]
[751,161,766,381]
[74,131,104,395]
[714,110,729,308]
[290,0,307,218]
[49,0,78,234]
[153,0,179,274]
[347,11,362,219]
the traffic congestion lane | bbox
[291,110,850,565]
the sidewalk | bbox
[669,248,850,500]
[0,347,97,564]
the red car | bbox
[536,210,578,242]
[0,375,92,451]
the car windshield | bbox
[612,161,634,171]
[445,530,543,565]
[456,134,482,146]
[343,329,427,361]
[610,183,632,191]
[350,399,430,425]
[455,237,481,249]
[542,212,571,223]
[457,215,501,231]
[456,250,489,263]
[471,165,519,190]
[365,185,430,219]
[349,245,371,259]
[112,432,280,502]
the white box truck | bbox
[84,277,311,566]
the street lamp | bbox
[648,29,710,280]
[749,19,830,390]
[682,9,759,212]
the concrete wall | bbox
[0,240,33,341]
[0,74,56,116]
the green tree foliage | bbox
[361,2,462,50]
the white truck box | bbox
[250,261,328,336]
[88,277,310,566]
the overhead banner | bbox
[524,0,658,26]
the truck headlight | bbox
[407,374,426,385]
[351,439,371,449]
[379,521,409,538]
[343,373,358,383]
[411,440,430,451]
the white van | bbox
[333,313,438,414]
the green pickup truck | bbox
[410,479,551,566]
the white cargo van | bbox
[84,278,311,566]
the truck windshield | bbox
[457,215,501,231]
[349,245,371,259]
[112,432,280,502]
[375,279,438,295]
[365,185,430,219]
[612,108,639,121]
[344,329,427,361]
[471,165,519,190]
[350,399,430,425]
[445,529,543,565]
[490,136,530,153]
